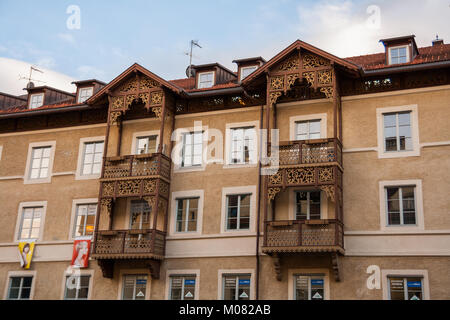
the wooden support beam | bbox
[146,260,161,280]
[272,254,282,281]
[98,260,114,279]
[331,253,341,282]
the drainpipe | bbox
[255,104,264,299]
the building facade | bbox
[0,35,449,300]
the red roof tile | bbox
[345,44,450,70]
[0,100,79,115]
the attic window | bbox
[29,93,44,109]
[198,72,214,89]
[389,46,409,65]
[77,87,94,103]
[240,66,258,81]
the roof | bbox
[345,43,450,70]
[232,57,267,64]
[0,98,77,115]
[72,79,106,85]
[24,85,75,96]
[191,63,236,76]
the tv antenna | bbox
[19,66,46,89]
[185,40,202,78]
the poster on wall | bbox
[18,241,35,269]
[71,239,91,268]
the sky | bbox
[0,0,449,95]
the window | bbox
[18,207,42,240]
[29,146,51,179]
[181,132,203,167]
[176,198,198,232]
[122,275,147,300]
[383,112,412,152]
[77,87,94,103]
[385,186,416,226]
[64,275,90,300]
[73,204,97,238]
[230,127,255,164]
[389,46,408,65]
[388,277,423,300]
[240,66,257,81]
[129,200,151,230]
[135,136,157,155]
[169,276,196,300]
[294,275,325,300]
[222,275,251,300]
[226,194,250,230]
[198,72,214,89]
[29,93,44,109]
[81,141,104,176]
[7,276,33,300]
[295,191,321,220]
[295,120,321,140]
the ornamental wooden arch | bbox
[267,49,336,106]
[107,73,167,125]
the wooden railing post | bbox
[122,231,126,254]
[298,222,302,246]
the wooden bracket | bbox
[331,253,341,282]
[146,260,161,280]
[97,260,114,279]
[272,254,282,281]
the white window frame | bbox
[220,186,256,234]
[388,45,410,65]
[0,145,3,161]
[68,198,98,240]
[131,130,160,155]
[29,93,44,109]
[218,269,255,300]
[14,201,47,242]
[169,190,204,237]
[77,87,94,103]
[128,198,152,230]
[381,269,429,300]
[24,141,56,184]
[60,269,94,300]
[378,180,424,232]
[289,114,327,141]
[173,125,208,173]
[75,136,105,180]
[240,66,258,81]
[376,105,420,159]
[288,269,330,300]
[288,189,328,220]
[224,121,259,168]
[3,270,37,300]
[197,71,215,89]
[117,269,151,300]
[165,269,200,300]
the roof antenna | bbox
[19,66,45,89]
[186,40,202,78]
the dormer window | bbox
[29,93,44,109]
[240,66,258,81]
[197,72,214,89]
[77,87,94,103]
[389,46,409,65]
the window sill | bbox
[173,165,206,173]
[75,173,101,181]
[377,149,420,159]
[23,177,52,185]
[223,163,258,169]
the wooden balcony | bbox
[102,153,171,181]
[263,219,344,254]
[92,229,166,260]
[99,153,171,200]
[268,138,342,168]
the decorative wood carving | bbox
[331,253,341,282]
[146,260,161,279]
[109,111,122,125]
[272,254,282,281]
[320,185,335,202]
[268,187,281,201]
[100,198,112,217]
[97,260,114,279]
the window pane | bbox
[389,278,405,300]
[224,276,237,300]
[406,278,423,300]
[295,276,309,300]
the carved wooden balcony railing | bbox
[268,138,342,168]
[263,219,344,254]
[91,229,166,260]
[102,153,171,180]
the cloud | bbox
[296,0,450,58]
[77,65,106,80]
[35,57,57,69]
[57,33,76,45]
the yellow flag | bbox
[18,242,35,269]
